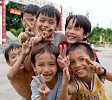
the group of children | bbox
[4,4,112,100]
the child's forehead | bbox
[23,13,36,17]
[35,51,56,59]
[39,13,56,18]
[9,48,22,54]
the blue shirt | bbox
[31,72,62,100]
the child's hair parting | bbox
[67,42,94,59]
[4,44,22,62]
[31,42,59,66]
[36,5,60,25]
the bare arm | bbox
[7,53,26,80]
[102,69,112,81]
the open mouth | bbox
[42,74,52,79]
[67,35,76,40]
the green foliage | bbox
[87,27,112,44]
[6,1,25,31]
[10,28,23,37]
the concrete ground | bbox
[0,47,112,100]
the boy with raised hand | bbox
[33,5,66,47]
[18,4,40,44]
[30,42,63,100]
[4,41,34,100]
[59,42,112,100]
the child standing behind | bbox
[59,14,99,63]
[30,43,63,100]
[59,42,112,100]
[18,4,40,44]
[4,42,34,100]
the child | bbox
[4,42,34,100]
[31,5,66,47]
[18,4,40,44]
[59,42,112,100]
[59,14,100,64]
[30,42,63,100]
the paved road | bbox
[0,48,112,100]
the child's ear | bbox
[31,63,36,71]
[83,32,90,39]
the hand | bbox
[24,18,37,37]
[41,28,54,42]
[85,57,104,74]
[57,45,70,69]
[63,67,70,83]
[22,39,31,56]
[32,75,51,99]
[32,28,53,47]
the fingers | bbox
[85,57,101,73]
[40,74,46,86]
[60,44,67,58]
[32,76,41,87]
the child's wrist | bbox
[98,67,106,76]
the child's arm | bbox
[7,42,31,80]
[58,67,77,100]
[31,75,50,100]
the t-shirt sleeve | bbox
[30,77,40,100]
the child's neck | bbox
[82,73,93,90]
[46,75,58,89]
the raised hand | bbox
[57,45,70,69]
[32,75,51,99]
[24,17,37,37]
[32,28,54,47]
[85,57,104,74]
[22,38,31,56]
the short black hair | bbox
[31,42,59,66]
[21,4,40,19]
[36,5,60,25]
[4,43,22,62]
[65,14,91,40]
[67,42,94,59]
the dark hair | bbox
[65,14,91,40]
[4,44,22,62]
[36,5,60,25]
[21,4,40,19]
[67,42,94,59]
[31,42,59,66]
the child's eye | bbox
[39,19,45,22]
[79,57,84,62]
[67,26,71,30]
[49,21,55,25]
[70,61,74,65]
[37,64,44,67]
[49,63,55,66]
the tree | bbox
[6,1,25,31]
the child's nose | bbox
[43,67,49,72]
[75,62,81,68]
[43,21,49,28]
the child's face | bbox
[68,49,91,78]
[65,18,88,44]
[7,48,22,66]
[34,51,58,83]
[21,13,36,28]
[35,13,57,34]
